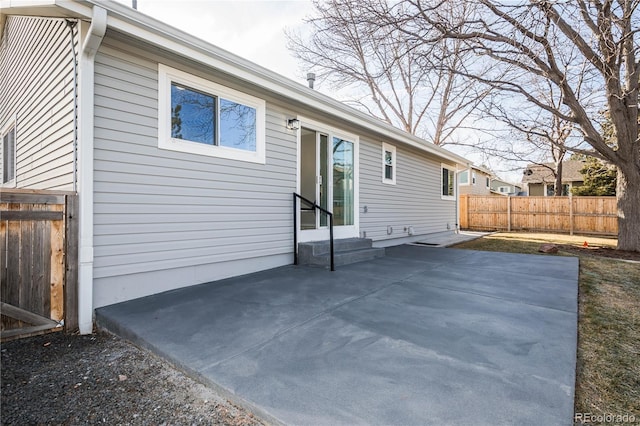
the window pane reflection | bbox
[171,83,215,145]
[333,137,354,226]
[219,98,257,151]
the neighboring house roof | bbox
[489,178,522,196]
[464,164,493,176]
[1,0,469,168]
[491,178,522,190]
[522,160,585,184]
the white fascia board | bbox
[0,0,90,18]
[0,0,56,8]
[48,0,470,167]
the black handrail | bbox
[293,192,334,271]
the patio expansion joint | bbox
[419,281,577,314]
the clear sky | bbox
[115,0,315,84]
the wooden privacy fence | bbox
[1,189,78,340]
[459,195,618,236]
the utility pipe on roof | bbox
[78,5,107,335]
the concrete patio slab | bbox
[97,246,578,425]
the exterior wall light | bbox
[286,118,300,130]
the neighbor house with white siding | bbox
[1,0,469,333]
[458,164,493,196]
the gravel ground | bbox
[1,331,265,425]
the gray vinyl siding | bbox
[0,16,76,190]
[92,35,297,307]
[359,139,457,242]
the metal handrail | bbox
[293,192,334,271]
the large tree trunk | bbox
[616,165,640,252]
[554,161,563,196]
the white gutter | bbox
[77,4,106,334]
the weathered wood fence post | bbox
[507,196,512,232]
[569,194,574,236]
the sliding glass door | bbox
[298,123,358,241]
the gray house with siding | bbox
[1,0,469,334]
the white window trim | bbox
[472,171,477,185]
[441,163,455,200]
[1,116,17,188]
[381,142,396,185]
[158,63,266,164]
[486,176,490,188]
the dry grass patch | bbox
[453,231,619,252]
[575,257,640,420]
[453,233,640,423]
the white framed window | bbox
[486,176,490,188]
[441,164,455,200]
[472,171,477,185]
[499,186,510,193]
[459,169,469,185]
[2,118,17,187]
[158,64,266,164]
[382,142,396,185]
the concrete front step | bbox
[298,238,385,268]
[298,237,374,257]
[309,247,386,267]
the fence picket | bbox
[459,195,617,236]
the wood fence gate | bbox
[1,189,78,340]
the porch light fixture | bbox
[286,118,300,130]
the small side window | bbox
[441,165,455,200]
[382,142,396,185]
[2,120,16,186]
[459,170,469,185]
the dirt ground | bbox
[1,331,265,425]
[558,244,640,262]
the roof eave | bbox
[5,0,470,166]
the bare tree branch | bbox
[286,0,487,145]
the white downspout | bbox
[455,165,460,233]
[78,6,106,334]
[455,163,470,234]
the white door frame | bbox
[296,116,359,242]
